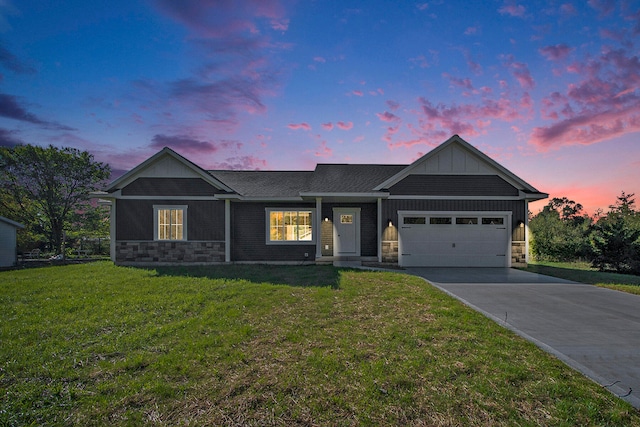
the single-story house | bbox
[0,216,24,268]
[100,135,547,267]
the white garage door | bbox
[398,212,510,267]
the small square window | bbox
[482,217,504,225]
[430,217,452,225]
[404,217,426,225]
[456,217,478,225]
[340,214,353,224]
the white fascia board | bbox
[299,192,389,198]
[106,147,234,193]
[373,135,541,193]
[387,195,524,200]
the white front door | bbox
[333,208,360,256]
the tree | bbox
[529,197,592,261]
[591,192,640,274]
[0,144,111,254]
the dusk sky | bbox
[1,0,639,215]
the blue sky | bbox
[1,0,639,214]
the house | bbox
[0,216,24,268]
[100,135,547,267]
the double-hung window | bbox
[154,205,187,241]
[266,209,314,243]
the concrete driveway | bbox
[408,267,640,409]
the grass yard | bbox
[1,262,638,426]
[522,261,640,295]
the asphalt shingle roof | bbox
[208,164,406,197]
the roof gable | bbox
[0,216,24,229]
[106,147,233,193]
[374,134,543,194]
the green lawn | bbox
[522,261,640,295]
[1,262,638,426]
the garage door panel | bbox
[399,213,509,267]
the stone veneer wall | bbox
[511,241,527,267]
[116,241,225,264]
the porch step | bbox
[333,260,362,267]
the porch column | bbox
[225,199,231,263]
[377,197,382,263]
[316,197,322,259]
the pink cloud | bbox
[530,45,640,149]
[443,73,474,90]
[386,100,400,111]
[209,155,269,170]
[560,3,577,16]
[376,111,401,123]
[503,56,535,89]
[464,26,479,35]
[321,122,334,131]
[313,56,326,63]
[498,1,526,17]
[314,141,332,158]
[588,0,616,17]
[539,44,573,61]
[149,134,242,158]
[352,90,363,97]
[336,121,353,130]
[288,123,311,131]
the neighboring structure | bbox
[0,216,24,268]
[100,135,547,267]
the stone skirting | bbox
[511,241,527,267]
[116,241,225,264]
[381,240,398,263]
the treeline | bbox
[0,144,111,257]
[529,192,640,275]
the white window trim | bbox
[265,208,316,245]
[153,205,188,241]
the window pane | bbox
[404,217,426,224]
[270,212,283,241]
[340,214,353,224]
[430,217,452,225]
[158,209,170,240]
[298,211,312,240]
[482,217,504,225]
[284,211,296,240]
[456,217,478,225]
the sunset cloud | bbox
[0,93,74,130]
[150,134,217,154]
[314,140,333,157]
[376,111,401,123]
[0,44,35,74]
[321,122,334,131]
[288,122,311,131]
[529,45,640,149]
[539,44,573,61]
[0,127,23,147]
[498,1,526,17]
[336,121,353,130]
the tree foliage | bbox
[529,197,592,261]
[529,192,640,275]
[590,192,640,274]
[0,144,110,253]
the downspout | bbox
[225,199,231,263]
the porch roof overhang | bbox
[299,191,390,202]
